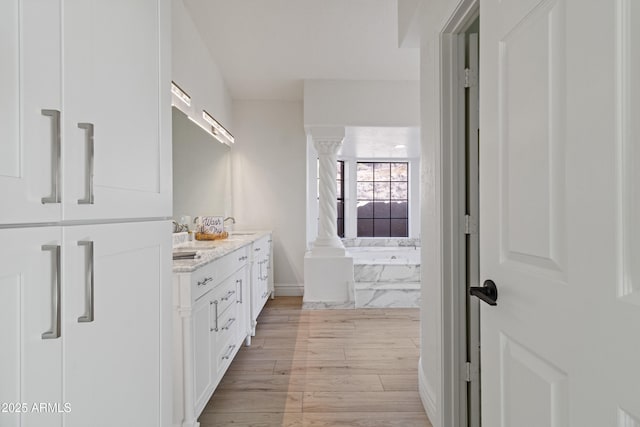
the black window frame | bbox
[356,161,409,238]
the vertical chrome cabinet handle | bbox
[41,245,61,339]
[77,241,94,322]
[236,279,242,303]
[41,110,61,204]
[77,123,94,204]
[210,300,219,332]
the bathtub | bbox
[347,246,421,265]
[348,245,421,284]
[346,244,421,308]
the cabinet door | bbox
[235,266,250,344]
[62,0,171,221]
[193,294,214,412]
[62,221,171,427]
[0,0,62,225]
[0,227,62,427]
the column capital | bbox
[313,138,343,155]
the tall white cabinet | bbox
[0,0,172,426]
[0,0,171,225]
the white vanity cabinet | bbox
[250,234,273,336]
[173,246,250,427]
[0,0,171,225]
[0,221,172,427]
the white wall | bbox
[172,0,233,132]
[231,101,307,296]
[304,79,420,127]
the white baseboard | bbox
[418,357,438,427]
[274,283,304,297]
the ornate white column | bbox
[304,127,353,308]
[313,137,345,255]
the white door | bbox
[0,0,62,225]
[480,0,640,425]
[62,0,171,221]
[0,227,62,427]
[62,221,171,427]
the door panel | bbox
[63,221,171,427]
[0,0,62,225]
[63,0,171,221]
[0,227,62,427]
[499,0,566,280]
[480,0,639,425]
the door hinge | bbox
[464,215,477,235]
[464,362,472,382]
[464,67,477,88]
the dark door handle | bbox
[470,280,498,306]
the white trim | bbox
[433,1,480,427]
[419,356,438,423]
[274,283,304,297]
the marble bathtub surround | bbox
[342,237,421,248]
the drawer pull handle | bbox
[41,109,61,204]
[221,290,236,301]
[77,123,95,204]
[77,241,95,323]
[262,291,269,299]
[41,244,61,339]
[237,279,243,303]
[197,277,213,287]
[222,344,236,360]
[254,247,261,252]
[211,300,219,332]
[221,317,236,330]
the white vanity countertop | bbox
[172,230,271,273]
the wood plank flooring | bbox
[199,297,432,427]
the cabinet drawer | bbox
[216,247,248,283]
[212,274,238,317]
[191,263,217,301]
[214,304,239,366]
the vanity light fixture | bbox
[187,116,218,140]
[202,110,235,145]
[171,81,191,107]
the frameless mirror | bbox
[172,107,231,226]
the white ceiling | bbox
[341,126,421,158]
[183,0,420,100]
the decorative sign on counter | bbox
[194,216,224,234]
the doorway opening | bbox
[438,1,480,426]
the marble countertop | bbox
[172,230,271,273]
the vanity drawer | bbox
[211,274,237,317]
[191,262,218,301]
[214,304,239,373]
[215,246,249,282]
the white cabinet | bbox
[0,0,63,225]
[173,247,250,427]
[0,227,63,427]
[0,221,172,427]
[62,0,171,221]
[0,0,171,226]
[250,234,273,336]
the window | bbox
[356,162,408,237]
[317,160,345,238]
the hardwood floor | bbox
[198,297,432,427]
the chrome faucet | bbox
[224,217,236,224]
